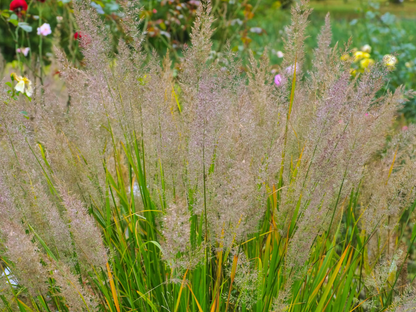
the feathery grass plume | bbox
[272,281,292,312]
[361,123,416,264]
[364,249,405,293]
[72,0,112,72]
[160,199,204,271]
[1,176,98,309]
[279,16,409,271]
[59,186,107,270]
[23,183,74,263]
[386,285,416,311]
[118,0,143,51]
[364,123,416,219]
[246,50,285,186]
[0,221,49,297]
[50,260,98,311]
[311,13,335,88]
[180,0,215,84]
[0,117,74,262]
[0,177,23,307]
[0,176,22,223]
[281,0,312,81]
[227,252,259,310]
[139,53,187,206]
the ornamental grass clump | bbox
[0,0,416,311]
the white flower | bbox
[250,27,263,34]
[37,23,52,36]
[383,54,398,70]
[160,31,171,39]
[361,44,372,53]
[277,50,284,58]
[13,74,33,97]
[231,19,243,26]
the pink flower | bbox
[274,74,282,86]
[402,126,408,131]
[16,47,30,56]
[285,64,297,75]
[365,113,369,116]
[153,8,157,13]
[189,0,201,6]
[37,23,52,36]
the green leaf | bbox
[411,222,416,242]
[8,19,18,26]
[8,13,18,26]
[349,19,358,26]
[19,111,30,119]
[28,224,59,262]
[315,246,350,312]
[381,12,395,25]
[18,22,32,32]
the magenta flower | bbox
[274,74,282,86]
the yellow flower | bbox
[405,62,412,68]
[349,68,357,76]
[361,44,372,53]
[383,54,398,70]
[12,73,33,97]
[360,58,375,69]
[354,51,370,61]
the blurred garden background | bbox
[0,0,415,121]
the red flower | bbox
[74,32,91,47]
[10,0,28,15]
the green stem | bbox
[14,26,22,74]
[38,5,44,86]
